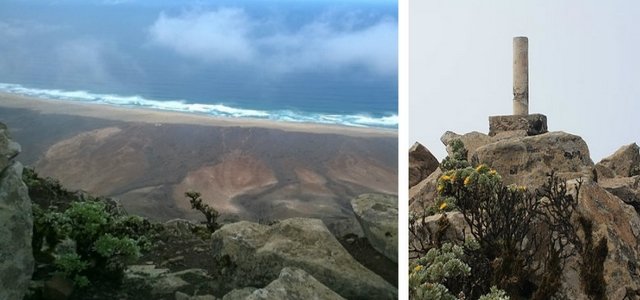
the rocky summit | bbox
[0,123,34,300]
[410,125,640,298]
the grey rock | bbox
[409,168,442,210]
[472,131,593,188]
[0,161,34,300]
[222,287,258,300]
[126,265,211,296]
[409,142,439,188]
[222,268,345,300]
[351,194,398,262]
[422,212,468,242]
[165,219,199,237]
[410,212,469,257]
[211,218,397,300]
[439,131,461,147]
[0,125,21,171]
[441,131,493,161]
[175,291,217,300]
[596,143,640,178]
[559,183,640,298]
[599,176,640,210]
[126,264,170,279]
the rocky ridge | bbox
[410,125,640,298]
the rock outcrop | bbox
[409,142,439,188]
[595,143,640,179]
[222,267,345,300]
[410,212,469,257]
[0,123,34,300]
[598,176,640,212]
[351,194,398,262]
[125,265,213,296]
[440,131,492,161]
[472,131,593,188]
[211,218,397,300]
[559,183,640,299]
[409,167,441,210]
[415,124,640,298]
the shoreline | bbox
[0,92,397,138]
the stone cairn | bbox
[489,37,548,136]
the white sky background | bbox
[409,0,640,162]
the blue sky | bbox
[410,0,640,161]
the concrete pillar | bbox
[513,37,529,115]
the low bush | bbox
[410,142,604,298]
[27,168,156,289]
[185,191,220,233]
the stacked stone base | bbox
[488,113,547,136]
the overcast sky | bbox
[409,0,640,162]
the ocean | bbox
[0,0,398,128]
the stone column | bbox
[513,37,528,115]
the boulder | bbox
[351,194,398,262]
[559,183,640,299]
[222,288,257,300]
[598,176,640,212]
[409,142,439,188]
[0,124,34,300]
[594,163,616,180]
[222,267,345,300]
[409,212,469,258]
[422,212,468,242]
[596,143,640,178]
[472,131,593,188]
[211,218,397,300]
[175,291,217,300]
[409,168,442,211]
[440,131,493,161]
[126,265,212,296]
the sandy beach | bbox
[0,92,397,237]
[0,92,396,138]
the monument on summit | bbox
[513,36,529,115]
[489,37,548,136]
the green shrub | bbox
[409,243,470,299]
[94,234,141,273]
[54,251,90,288]
[479,286,510,300]
[438,167,587,298]
[31,200,154,288]
[440,139,470,172]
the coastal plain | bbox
[0,94,397,236]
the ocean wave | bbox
[0,83,397,129]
